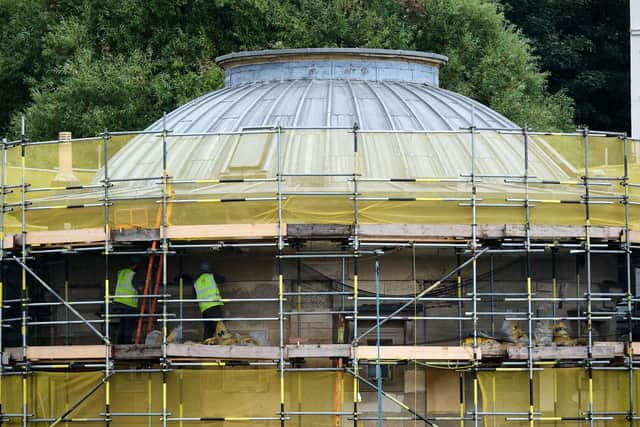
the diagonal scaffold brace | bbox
[49,372,114,427]
[356,246,489,342]
[12,256,109,344]
[346,368,438,426]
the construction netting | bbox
[0,367,637,426]
[0,369,354,426]
[479,368,637,427]
[1,130,635,234]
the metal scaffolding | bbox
[0,119,637,426]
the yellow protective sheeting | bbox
[2,135,134,233]
[0,369,353,426]
[10,197,634,233]
[3,131,640,233]
[479,368,636,427]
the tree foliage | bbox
[500,0,629,132]
[415,0,573,130]
[0,0,576,140]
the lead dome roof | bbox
[145,48,517,132]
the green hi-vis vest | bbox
[194,273,223,312]
[114,268,137,308]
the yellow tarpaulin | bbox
[479,368,636,427]
[0,369,353,426]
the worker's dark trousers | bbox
[202,305,224,340]
[114,303,138,344]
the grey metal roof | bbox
[216,48,449,68]
[146,80,516,132]
[143,48,517,132]
[41,49,576,223]
[215,48,448,88]
[99,48,529,194]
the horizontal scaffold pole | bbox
[49,373,113,427]
[346,368,437,427]
[11,257,109,344]
[356,247,489,342]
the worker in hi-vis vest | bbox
[114,257,141,344]
[194,262,225,340]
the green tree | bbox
[0,0,58,136]
[15,50,222,139]
[500,0,629,132]
[274,0,415,49]
[415,0,574,130]
[2,0,576,139]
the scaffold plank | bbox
[359,224,625,241]
[629,231,640,244]
[5,223,632,246]
[167,343,280,359]
[355,345,477,360]
[20,228,106,246]
[2,234,13,249]
[505,224,622,241]
[4,347,23,362]
[165,223,283,240]
[479,343,508,358]
[286,344,351,358]
[1,342,633,363]
[287,224,351,239]
[113,344,162,359]
[26,345,108,360]
[358,224,472,241]
[112,228,160,242]
[507,342,625,360]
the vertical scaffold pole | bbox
[353,123,360,254]
[0,137,6,424]
[64,258,70,345]
[412,244,419,424]
[457,252,464,427]
[353,255,359,427]
[103,129,112,427]
[276,127,284,253]
[583,127,594,427]
[524,126,535,427]
[0,138,4,263]
[576,257,582,338]
[374,257,381,427]
[352,123,360,427]
[297,259,301,337]
[179,371,184,427]
[551,247,557,320]
[276,126,285,427]
[457,253,463,342]
[489,254,495,336]
[179,274,183,341]
[19,116,28,427]
[161,114,169,427]
[470,124,479,427]
[623,134,634,427]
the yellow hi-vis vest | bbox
[114,268,137,308]
[194,273,223,312]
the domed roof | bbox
[145,48,516,132]
[44,49,578,230]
